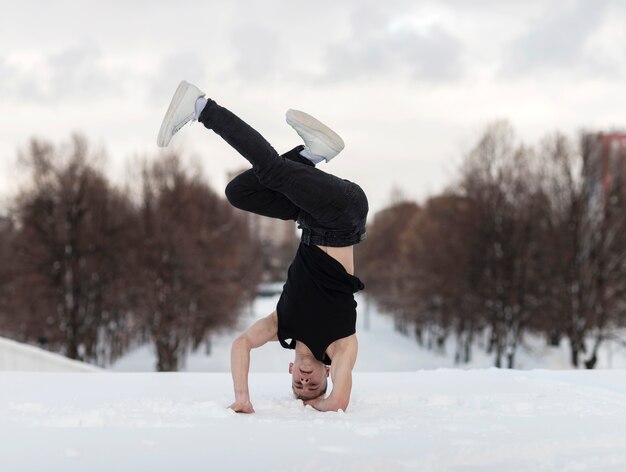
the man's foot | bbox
[157,80,205,147]
[286,109,345,163]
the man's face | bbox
[289,358,329,401]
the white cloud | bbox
[46,43,123,100]
[502,0,614,76]
[150,52,209,99]
[0,43,126,103]
[318,5,464,83]
[229,23,284,82]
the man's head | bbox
[289,357,330,401]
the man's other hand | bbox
[228,399,255,414]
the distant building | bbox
[582,132,626,215]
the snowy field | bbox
[3,294,626,471]
[2,369,626,471]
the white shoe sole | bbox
[286,109,345,158]
[157,81,198,147]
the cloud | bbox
[230,23,284,82]
[46,43,124,99]
[215,2,464,85]
[319,7,464,83]
[1,43,126,103]
[0,57,8,95]
[502,0,613,75]
[0,56,29,100]
[150,52,209,99]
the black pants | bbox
[198,99,368,247]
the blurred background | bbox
[1,0,625,371]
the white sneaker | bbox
[157,80,205,147]
[286,109,345,162]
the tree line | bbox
[0,135,262,371]
[358,122,626,368]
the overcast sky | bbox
[2,0,626,214]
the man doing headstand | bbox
[157,81,368,413]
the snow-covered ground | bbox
[2,369,626,471]
[0,336,101,372]
[4,294,626,471]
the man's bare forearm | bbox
[309,340,356,412]
[230,337,252,400]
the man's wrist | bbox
[305,397,328,411]
[306,396,346,412]
[235,390,250,401]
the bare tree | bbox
[410,194,483,362]
[356,200,421,335]
[457,121,550,367]
[0,216,16,335]
[532,133,589,365]
[9,135,138,363]
[137,154,261,371]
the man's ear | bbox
[325,366,330,377]
[289,362,294,374]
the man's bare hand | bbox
[228,399,255,414]
[304,396,335,412]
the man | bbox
[157,81,368,412]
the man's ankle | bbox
[299,147,325,165]
[194,96,208,120]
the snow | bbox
[3,294,626,470]
[0,336,101,372]
[2,370,626,471]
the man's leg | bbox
[199,99,356,229]
[225,147,308,221]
